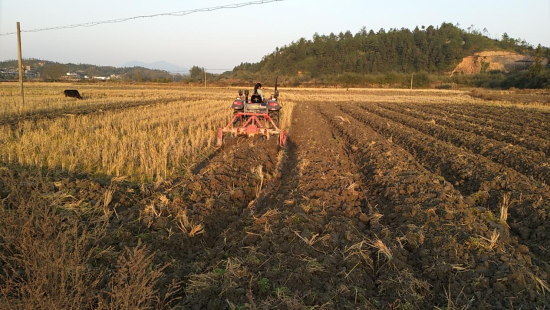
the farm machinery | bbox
[217,77,286,147]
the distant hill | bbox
[123,61,188,73]
[232,23,549,81]
[0,59,187,82]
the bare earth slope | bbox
[452,51,548,75]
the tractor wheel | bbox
[269,111,280,128]
[232,111,241,126]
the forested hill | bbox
[232,23,545,79]
[0,59,182,82]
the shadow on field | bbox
[253,137,299,215]
[0,163,181,309]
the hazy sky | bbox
[1,0,549,71]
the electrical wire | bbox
[0,0,283,36]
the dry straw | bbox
[0,83,294,183]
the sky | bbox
[0,0,549,72]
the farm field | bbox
[1,82,550,309]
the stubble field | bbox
[1,82,549,309]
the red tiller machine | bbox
[217,77,286,147]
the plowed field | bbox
[1,86,550,309]
[107,96,550,309]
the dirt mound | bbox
[451,51,546,75]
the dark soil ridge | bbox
[381,102,550,158]
[468,90,550,106]
[339,103,550,270]
[320,102,549,308]
[416,102,550,145]
[360,103,550,185]
[445,100,550,135]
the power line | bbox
[0,0,283,36]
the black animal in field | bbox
[63,89,83,99]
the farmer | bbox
[252,82,264,102]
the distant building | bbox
[25,66,39,79]
[0,66,38,80]
[65,72,84,80]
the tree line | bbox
[0,59,183,82]
[3,23,548,88]
[229,23,549,89]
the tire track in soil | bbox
[321,103,550,308]
[339,103,550,268]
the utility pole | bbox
[203,67,206,89]
[16,22,25,106]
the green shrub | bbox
[258,278,270,293]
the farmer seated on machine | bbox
[250,82,264,103]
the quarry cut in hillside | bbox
[451,51,547,75]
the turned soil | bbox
[103,101,550,308]
[2,94,550,309]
